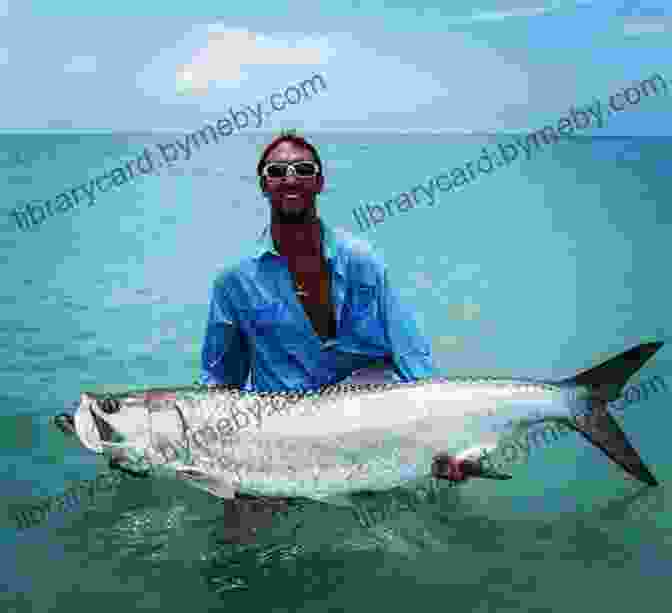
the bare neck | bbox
[271,216,323,258]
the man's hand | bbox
[431,453,469,483]
[431,448,512,483]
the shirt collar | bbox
[254,224,280,258]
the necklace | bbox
[295,281,308,297]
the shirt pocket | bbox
[345,282,385,340]
[249,301,289,326]
[243,300,301,342]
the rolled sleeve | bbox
[380,267,436,382]
[200,283,250,386]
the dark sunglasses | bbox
[261,161,320,179]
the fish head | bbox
[70,393,153,475]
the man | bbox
[200,131,435,390]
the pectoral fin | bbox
[174,465,237,499]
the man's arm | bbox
[379,266,436,382]
[200,282,251,386]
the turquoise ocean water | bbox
[1,132,671,611]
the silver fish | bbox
[56,342,662,503]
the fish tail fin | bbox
[561,341,664,486]
[561,341,664,402]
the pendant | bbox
[295,281,308,297]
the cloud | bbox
[136,26,524,130]
[442,5,558,25]
[623,18,670,37]
[63,55,98,74]
[0,0,7,18]
[437,2,597,27]
[0,47,8,65]
[465,7,552,22]
[176,27,328,96]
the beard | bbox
[273,206,314,223]
[269,192,317,224]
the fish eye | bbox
[100,397,121,414]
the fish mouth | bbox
[67,394,107,453]
[54,413,77,436]
[55,395,123,448]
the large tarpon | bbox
[54,342,663,503]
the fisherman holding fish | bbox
[198,132,477,487]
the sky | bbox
[0,0,670,133]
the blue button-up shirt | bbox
[200,221,435,391]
